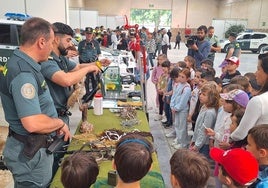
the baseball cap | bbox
[210,147,258,186]
[85,27,93,33]
[226,56,240,66]
[220,89,249,108]
[218,60,228,68]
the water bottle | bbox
[93,93,103,115]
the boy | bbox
[210,147,258,188]
[61,151,99,188]
[221,56,241,86]
[113,133,155,187]
[170,149,210,188]
[247,125,268,187]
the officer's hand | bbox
[58,124,72,141]
[99,58,111,67]
[89,64,101,73]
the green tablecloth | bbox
[50,109,164,188]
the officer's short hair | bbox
[53,22,74,37]
[20,17,52,46]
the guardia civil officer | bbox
[78,27,102,100]
[41,22,110,124]
[41,22,110,176]
[0,17,71,187]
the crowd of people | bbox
[1,16,268,188]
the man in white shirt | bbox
[161,29,170,56]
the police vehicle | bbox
[220,32,268,53]
[0,19,24,66]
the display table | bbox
[50,109,165,188]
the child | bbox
[113,133,154,188]
[206,89,249,149]
[163,67,181,128]
[184,55,196,82]
[210,147,258,188]
[221,56,241,86]
[170,149,210,188]
[190,82,219,158]
[187,68,202,131]
[230,75,251,98]
[170,68,192,149]
[200,58,213,70]
[155,60,171,121]
[151,54,167,111]
[61,151,99,188]
[247,125,268,187]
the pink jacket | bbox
[151,66,164,85]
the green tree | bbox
[225,24,245,38]
[130,9,171,29]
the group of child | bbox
[151,52,268,187]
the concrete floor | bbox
[0,42,230,188]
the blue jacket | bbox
[170,82,191,112]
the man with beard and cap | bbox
[187,25,211,68]
[41,22,110,176]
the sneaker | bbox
[166,131,176,138]
[154,115,162,121]
[161,116,167,123]
[171,138,179,146]
[173,143,182,149]
[188,130,194,136]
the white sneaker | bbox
[173,143,182,149]
[172,138,179,146]
[161,116,167,123]
[188,130,194,136]
[154,114,162,121]
[166,131,176,138]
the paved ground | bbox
[0,42,258,188]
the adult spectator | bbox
[113,133,154,187]
[78,27,101,99]
[146,32,156,69]
[61,151,99,188]
[206,26,221,65]
[0,17,71,187]
[117,33,128,50]
[161,29,170,56]
[154,30,163,57]
[170,149,210,188]
[167,29,172,49]
[187,25,211,68]
[231,53,268,141]
[226,32,241,59]
[174,31,181,49]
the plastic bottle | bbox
[93,93,103,115]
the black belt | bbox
[8,129,52,148]
[8,129,54,159]
[56,108,72,117]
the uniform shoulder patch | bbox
[21,83,36,99]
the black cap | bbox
[229,32,237,38]
[201,58,213,67]
[85,27,93,33]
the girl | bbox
[184,56,196,84]
[170,68,192,149]
[155,60,170,121]
[151,54,167,113]
[190,83,219,158]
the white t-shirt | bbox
[231,92,268,141]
